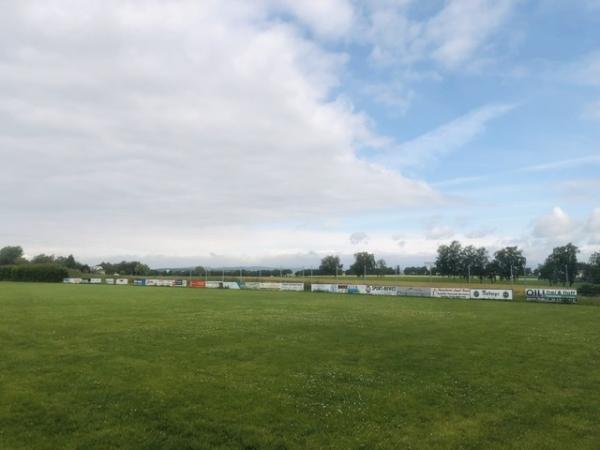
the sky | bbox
[1,0,599,269]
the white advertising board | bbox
[431,288,471,299]
[145,279,158,286]
[156,279,174,287]
[115,278,129,285]
[311,284,337,293]
[63,278,82,284]
[105,278,115,285]
[470,289,513,300]
[396,287,432,297]
[526,288,577,304]
[281,282,304,291]
[258,282,282,290]
[90,278,102,284]
[174,280,187,287]
[206,281,240,289]
[367,286,398,296]
[346,284,368,294]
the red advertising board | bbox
[190,280,206,288]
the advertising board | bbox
[281,282,304,291]
[431,288,471,299]
[144,279,158,286]
[105,278,115,285]
[206,281,240,289]
[90,278,102,284]
[63,278,82,284]
[311,284,337,293]
[470,289,513,300]
[347,284,368,294]
[258,282,282,290]
[174,280,187,287]
[115,278,129,285]
[133,279,146,286]
[526,289,577,304]
[396,287,432,297]
[190,280,206,288]
[367,286,398,296]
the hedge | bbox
[0,264,68,282]
[578,284,600,297]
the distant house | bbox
[93,265,105,274]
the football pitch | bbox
[1,282,599,449]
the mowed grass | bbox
[1,283,599,449]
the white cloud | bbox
[584,208,600,244]
[364,0,518,69]
[425,226,455,240]
[387,103,515,167]
[349,232,369,245]
[271,0,355,40]
[520,155,600,172]
[0,0,443,259]
[532,207,574,239]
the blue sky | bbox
[0,0,599,268]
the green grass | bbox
[1,282,599,449]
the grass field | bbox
[1,282,599,449]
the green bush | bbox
[578,284,600,297]
[0,264,68,283]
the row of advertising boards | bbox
[62,278,577,303]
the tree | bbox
[349,252,376,277]
[31,254,56,264]
[0,246,25,265]
[538,243,579,286]
[319,255,343,275]
[492,246,526,281]
[584,251,600,284]
[435,241,463,277]
[376,259,388,277]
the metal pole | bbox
[510,264,514,285]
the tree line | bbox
[2,243,599,286]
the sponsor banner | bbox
[156,279,175,287]
[145,279,158,286]
[347,284,368,294]
[133,279,146,286]
[367,285,398,296]
[281,282,304,291]
[396,287,432,297]
[259,282,282,290]
[174,280,187,287]
[431,288,471,299]
[470,289,513,301]
[105,278,115,285]
[90,278,102,284]
[206,281,240,289]
[526,289,577,304]
[190,280,206,288]
[311,284,337,293]
[115,278,129,285]
[241,282,261,290]
[63,278,82,284]
[80,278,91,284]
